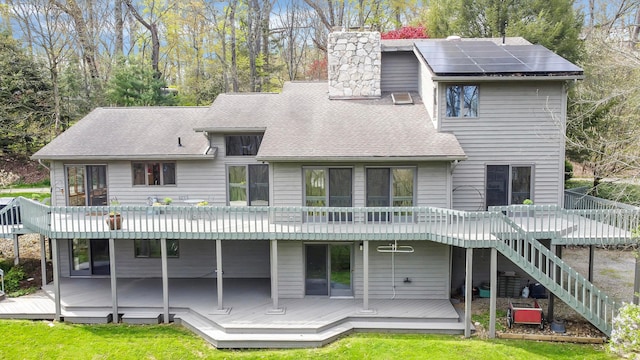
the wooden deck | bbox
[9,199,633,246]
[0,278,467,348]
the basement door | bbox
[305,244,353,297]
[70,239,110,276]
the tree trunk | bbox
[115,0,124,56]
[52,0,100,85]
[124,0,161,78]
[633,7,640,46]
[230,0,239,92]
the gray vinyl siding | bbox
[271,163,303,207]
[274,241,449,300]
[439,81,566,210]
[417,52,437,128]
[58,239,270,278]
[381,52,419,92]
[48,134,268,207]
[353,241,449,299]
[277,241,304,298]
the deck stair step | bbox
[349,320,468,334]
[176,312,352,349]
[176,312,468,349]
[122,312,162,324]
[221,315,460,335]
[62,310,112,324]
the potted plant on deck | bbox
[107,199,122,230]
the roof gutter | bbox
[31,154,216,161]
[194,127,267,133]
[256,155,468,162]
[431,75,584,81]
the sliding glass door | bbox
[305,244,353,297]
[66,165,108,206]
[70,239,110,276]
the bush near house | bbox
[610,302,640,358]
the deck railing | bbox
[565,188,640,211]
[19,198,501,245]
[0,197,22,237]
[12,198,638,246]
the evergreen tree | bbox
[0,31,53,155]
[106,58,177,107]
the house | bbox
[1,31,637,348]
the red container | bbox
[506,299,544,330]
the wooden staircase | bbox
[492,213,618,336]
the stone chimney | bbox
[327,31,381,99]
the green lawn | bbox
[0,320,615,360]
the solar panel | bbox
[415,41,583,76]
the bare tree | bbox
[123,0,162,78]
[567,29,640,194]
[51,0,101,87]
[12,0,72,133]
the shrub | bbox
[564,160,573,181]
[4,266,26,293]
[610,302,640,358]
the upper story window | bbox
[132,162,176,186]
[228,164,269,206]
[366,167,415,207]
[446,85,478,117]
[304,168,353,207]
[486,164,533,208]
[225,135,263,156]
[304,167,353,222]
[65,165,108,206]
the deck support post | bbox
[634,254,640,305]
[13,234,19,265]
[109,238,118,322]
[588,245,594,282]
[489,247,497,338]
[267,239,284,314]
[465,248,473,338]
[548,245,562,322]
[39,235,47,287]
[358,240,375,314]
[160,238,169,323]
[51,238,61,321]
[213,239,230,314]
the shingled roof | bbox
[198,82,466,162]
[32,107,212,160]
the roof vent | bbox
[446,35,462,41]
[391,92,413,105]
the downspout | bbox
[37,159,50,172]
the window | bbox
[446,85,478,117]
[366,168,415,222]
[65,165,108,206]
[485,165,533,208]
[225,135,263,156]
[304,168,352,207]
[228,164,269,206]
[135,239,179,258]
[132,162,176,186]
[304,168,353,222]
